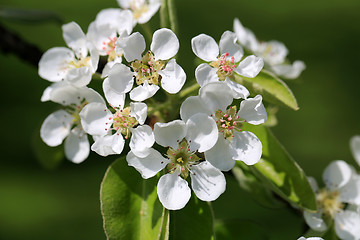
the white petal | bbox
[229,131,262,165]
[40,110,73,147]
[87,22,115,55]
[235,55,264,78]
[350,135,360,167]
[219,31,243,62]
[130,102,147,125]
[199,82,234,113]
[117,0,130,8]
[65,67,92,87]
[50,85,104,106]
[180,96,212,122]
[117,32,145,62]
[129,82,160,101]
[103,78,126,108]
[224,78,250,99]
[271,60,306,79]
[107,63,134,94]
[136,0,161,24]
[79,102,112,136]
[117,10,134,34]
[127,149,168,179]
[62,22,87,58]
[195,63,219,87]
[303,211,327,232]
[307,176,319,193]
[339,176,360,205]
[335,210,360,240]
[38,47,74,82]
[238,95,267,125]
[64,128,89,164]
[151,28,179,60]
[191,34,219,62]
[258,40,288,66]
[323,160,352,191]
[186,113,218,152]
[191,161,226,201]
[157,173,191,210]
[159,59,186,94]
[204,136,235,171]
[91,134,125,156]
[130,125,155,158]
[233,18,259,52]
[40,82,68,102]
[154,120,186,149]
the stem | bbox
[179,82,200,98]
[140,23,153,43]
[167,0,178,35]
[160,0,169,29]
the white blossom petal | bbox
[258,40,288,66]
[204,136,235,171]
[334,210,360,240]
[117,10,134,34]
[219,31,243,62]
[62,22,87,58]
[303,211,327,232]
[154,120,186,149]
[199,82,234,113]
[271,60,306,79]
[38,47,74,82]
[129,82,160,101]
[151,28,179,60]
[238,95,267,125]
[229,131,262,165]
[40,110,73,147]
[136,0,161,24]
[159,59,186,94]
[224,78,250,99]
[195,63,219,87]
[64,128,89,164]
[107,63,134,94]
[127,149,168,179]
[65,67,92,87]
[157,172,191,210]
[350,135,360,167]
[233,18,259,52]
[191,161,226,201]
[130,102,147,125]
[91,134,125,156]
[307,176,319,193]
[235,55,264,78]
[80,102,112,136]
[323,160,352,191]
[103,78,126,108]
[339,176,360,205]
[191,34,219,62]
[117,0,130,8]
[117,32,145,62]
[130,125,155,158]
[186,113,218,152]
[40,82,68,102]
[180,96,212,122]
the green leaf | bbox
[215,219,267,240]
[232,164,285,209]
[0,8,63,24]
[169,196,215,240]
[100,157,169,240]
[232,69,299,110]
[242,124,317,211]
[31,127,64,170]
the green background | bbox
[1,0,360,239]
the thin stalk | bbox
[160,0,169,29]
[179,82,200,98]
[167,0,178,35]
[140,23,153,43]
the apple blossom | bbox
[117,0,161,24]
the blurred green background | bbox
[1,0,360,239]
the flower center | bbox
[109,107,138,139]
[214,106,244,141]
[65,98,89,128]
[130,0,149,20]
[166,139,201,179]
[131,51,165,86]
[210,52,237,80]
[102,37,119,62]
[317,189,344,217]
[68,56,91,69]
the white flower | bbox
[117,0,161,24]
[87,9,134,77]
[297,237,324,240]
[180,82,267,171]
[191,31,264,99]
[334,210,360,240]
[126,114,226,210]
[233,18,305,79]
[40,84,105,163]
[303,160,360,238]
[39,22,99,87]
[106,28,186,101]
[350,135,360,167]
[79,86,148,157]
